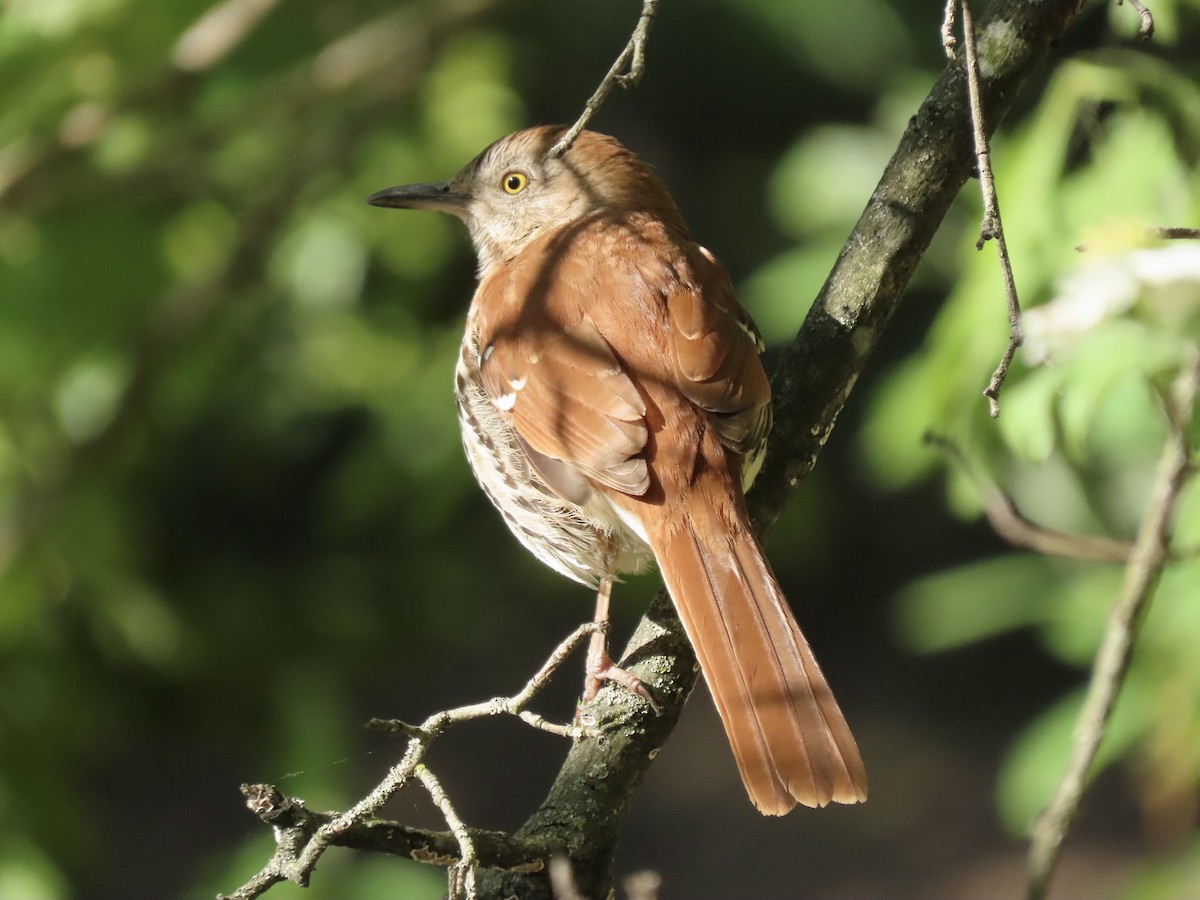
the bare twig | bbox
[549,0,657,157]
[941,0,958,57]
[216,788,313,899]
[1075,225,1200,252]
[958,0,1024,417]
[1115,0,1155,39]
[222,622,601,898]
[217,865,284,900]
[1154,226,1200,240]
[623,870,663,900]
[417,764,479,899]
[218,783,552,899]
[1026,352,1200,900]
[549,857,587,900]
[924,433,1136,563]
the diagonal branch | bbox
[752,0,1082,535]
[1026,352,1199,900]
[549,0,658,158]
[923,432,1138,563]
[417,764,479,899]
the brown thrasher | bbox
[368,126,867,814]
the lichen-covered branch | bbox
[218,784,552,900]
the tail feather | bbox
[651,487,867,814]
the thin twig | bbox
[222,622,601,898]
[1026,352,1200,900]
[1115,0,1155,39]
[216,788,314,899]
[623,871,663,900]
[549,857,587,900]
[236,783,549,865]
[292,734,424,878]
[958,0,1025,417]
[511,620,604,710]
[368,620,603,740]
[1154,226,1199,240]
[548,0,657,157]
[294,623,601,875]
[941,0,958,57]
[417,764,479,899]
[1075,225,1200,251]
[924,433,1136,563]
[216,867,284,900]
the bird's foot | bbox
[580,645,661,717]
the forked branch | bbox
[220,623,601,899]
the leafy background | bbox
[1,0,1199,897]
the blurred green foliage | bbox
[861,20,1200,876]
[2,0,1200,897]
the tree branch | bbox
[752,0,1084,535]
[416,764,479,899]
[1115,0,1155,39]
[924,432,1138,563]
[218,784,551,900]
[1026,352,1199,900]
[221,624,599,898]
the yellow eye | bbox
[501,172,527,194]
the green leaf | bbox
[997,367,1061,464]
[1038,566,1123,667]
[740,242,842,344]
[769,126,891,239]
[893,555,1064,653]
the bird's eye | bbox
[501,172,528,195]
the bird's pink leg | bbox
[581,574,661,714]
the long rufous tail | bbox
[648,477,868,814]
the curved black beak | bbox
[366,181,469,216]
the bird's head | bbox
[368,126,684,276]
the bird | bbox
[367,125,867,814]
